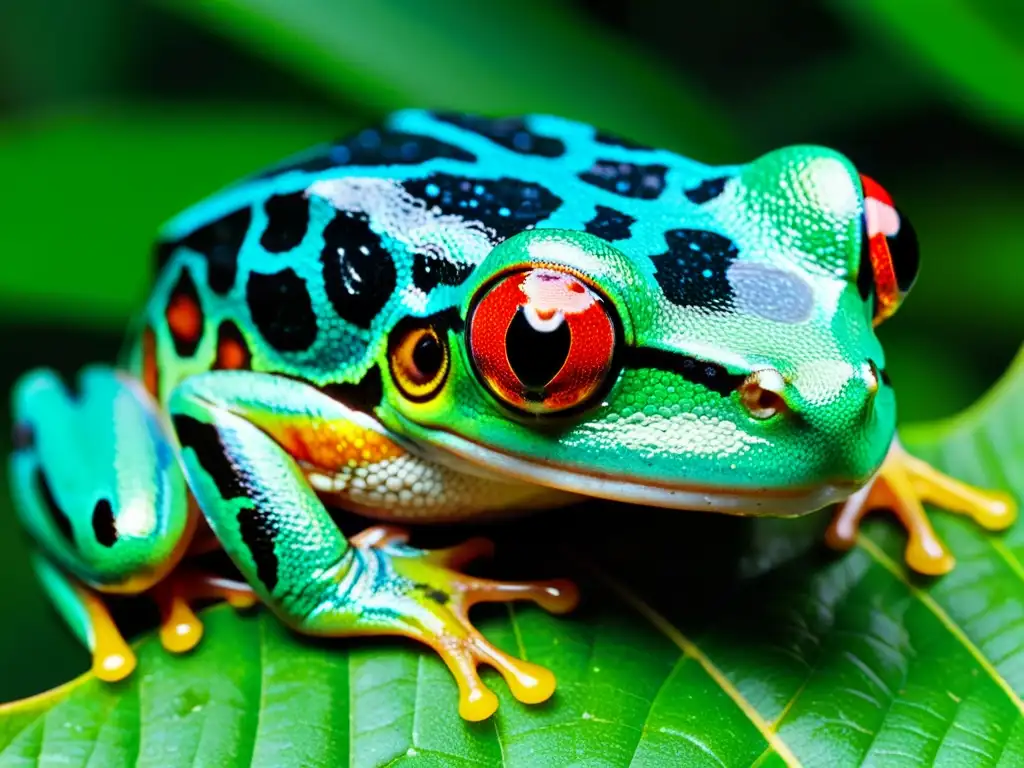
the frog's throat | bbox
[387,418,858,518]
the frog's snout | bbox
[739,363,881,426]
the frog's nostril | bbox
[863,360,881,396]
[740,369,788,420]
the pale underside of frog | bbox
[9,111,1016,721]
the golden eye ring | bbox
[388,322,450,402]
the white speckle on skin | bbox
[801,157,859,220]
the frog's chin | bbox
[414,428,861,518]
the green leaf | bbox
[0,0,127,107]
[0,107,347,328]
[2,348,1022,766]
[832,0,1024,137]
[157,0,741,161]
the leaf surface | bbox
[160,0,740,160]
[2,351,1022,766]
[0,108,345,327]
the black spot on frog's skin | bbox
[237,506,280,593]
[651,229,740,311]
[156,208,252,295]
[879,368,892,388]
[623,347,745,397]
[584,205,636,241]
[413,582,450,605]
[173,414,280,592]
[434,113,566,158]
[594,130,652,151]
[246,269,319,352]
[260,192,309,253]
[12,422,34,451]
[92,499,118,548]
[403,174,562,242]
[411,252,475,295]
[684,176,730,204]
[579,160,667,200]
[35,468,75,546]
[321,365,384,414]
[172,415,247,500]
[320,212,397,330]
[256,128,476,179]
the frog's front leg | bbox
[10,367,255,678]
[168,370,578,721]
[826,439,1017,574]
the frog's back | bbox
[131,110,723,408]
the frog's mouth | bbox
[398,422,860,518]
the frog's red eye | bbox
[859,174,920,325]
[468,268,617,414]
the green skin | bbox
[8,110,906,717]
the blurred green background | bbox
[0,0,1020,702]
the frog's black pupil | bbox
[889,208,920,293]
[506,307,571,390]
[412,332,443,378]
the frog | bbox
[9,110,1017,722]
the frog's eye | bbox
[388,319,450,402]
[468,267,618,414]
[859,174,920,325]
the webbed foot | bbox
[79,587,138,682]
[348,525,579,721]
[31,555,137,682]
[152,570,257,654]
[826,440,1017,574]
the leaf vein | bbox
[591,567,804,768]
[859,537,1024,715]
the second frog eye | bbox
[468,267,618,414]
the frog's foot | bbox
[79,587,138,682]
[826,440,1017,575]
[352,525,579,721]
[151,570,257,654]
[29,554,137,682]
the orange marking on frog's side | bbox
[265,418,406,470]
[166,294,202,345]
[214,321,251,371]
[216,339,248,370]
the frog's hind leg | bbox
[169,370,578,721]
[9,366,236,668]
[826,439,1017,575]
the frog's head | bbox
[377,146,921,516]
